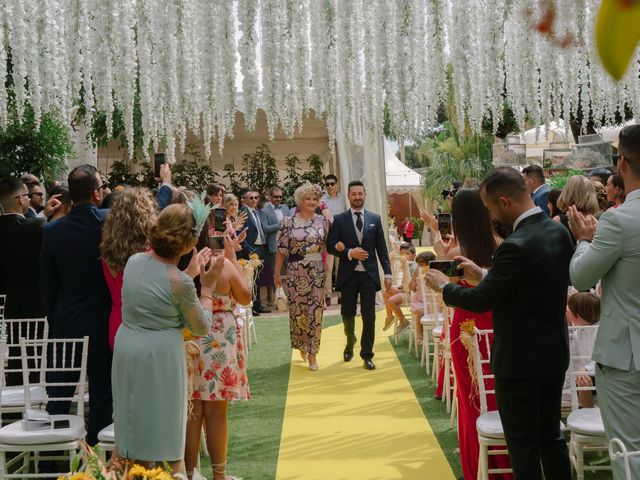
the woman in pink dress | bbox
[448,187,511,480]
[100,188,158,350]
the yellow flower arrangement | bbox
[182,328,194,341]
[458,319,479,400]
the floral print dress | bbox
[277,214,328,355]
[191,292,250,401]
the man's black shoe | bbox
[363,359,376,370]
[257,307,271,313]
[252,310,261,316]
[343,351,354,362]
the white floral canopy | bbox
[0,0,637,162]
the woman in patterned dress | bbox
[274,183,329,371]
[184,237,252,480]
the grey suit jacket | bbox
[260,203,291,254]
[570,189,640,371]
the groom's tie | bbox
[355,211,363,232]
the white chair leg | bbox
[200,426,208,456]
[478,442,489,480]
[575,441,585,480]
[432,340,440,381]
[444,356,451,411]
[450,383,457,427]
[250,320,257,345]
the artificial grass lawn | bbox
[199,314,342,480]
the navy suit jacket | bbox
[40,204,111,337]
[532,184,551,216]
[326,209,392,291]
[240,207,269,256]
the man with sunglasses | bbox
[568,124,640,480]
[240,189,271,315]
[21,174,45,219]
[321,174,346,305]
[260,186,290,307]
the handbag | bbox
[275,286,288,312]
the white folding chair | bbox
[419,280,444,376]
[565,326,610,480]
[609,438,640,480]
[1,318,49,420]
[0,336,89,479]
[472,328,513,480]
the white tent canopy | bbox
[384,140,423,194]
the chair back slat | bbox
[472,328,495,414]
[0,294,5,320]
[2,318,48,383]
[566,324,599,411]
[20,336,89,416]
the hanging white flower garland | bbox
[0,0,638,160]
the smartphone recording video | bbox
[213,207,227,233]
[209,235,225,252]
[429,260,463,277]
[437,213,452,238]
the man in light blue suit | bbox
[568,124,640,480]
[522,164,551,215]
[260,186,290,304]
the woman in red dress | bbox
[100,188,158,350]
[449,186,512,480]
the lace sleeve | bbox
[169,268,212,336]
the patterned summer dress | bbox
[276,214,329,355]
[191,292,250,401]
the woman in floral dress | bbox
[184,237,252,480]
[274,183,329,371]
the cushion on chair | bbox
[567,407,606,436]
[97,423,115,443]
[476,411,505,438]
[432,325,443,338]
[1,386,47,407]
[0,414,85,445]
[420,314,440,326]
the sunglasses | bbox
[28,192,44,198]
[325,182,336,187]
[246,196,259,200]
[15,192,30,200]
[96,181,110,191]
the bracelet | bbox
[200,295,214,302]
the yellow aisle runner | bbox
[275,311,455,480]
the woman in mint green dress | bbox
[112,203,223,474]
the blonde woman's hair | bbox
[223,193,238,207]
[557,176,599,215]
[101,188,157,272]
[294,182,321,208]
[148,204,198,259]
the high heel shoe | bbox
[309,363,319,371]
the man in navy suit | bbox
[240,189,270,315]
[40,164,112,445]
[327,180,392,370]
[522,165,551,216]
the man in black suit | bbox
[0,177,49,385]
[327,180,392,370]
[425,167,573,480]
[40,164,112,445]
[239,189,270,316]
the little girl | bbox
[408,251,437,343]
[566,291,600,408]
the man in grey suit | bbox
[568,124,640,479]
[260,186,290,305]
